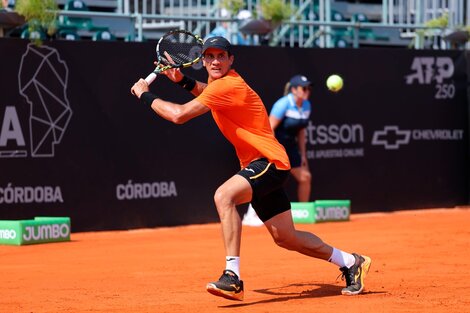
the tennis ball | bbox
[326,74,343,92]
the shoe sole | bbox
[206,283,244,301]
[341,255,372,296]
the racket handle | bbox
[145,72,157,85]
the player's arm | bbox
[157,56,207,96]
[160,67,207,96]
[150,97,209,124]
[189,80,207,96]
[175,76,206,97]
[131,78,209,124]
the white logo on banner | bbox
[404,57,455,99]
[0,106,26,157]
[22,223,70,242]
[116,180,178,200]
[372,126,411,150]
[305,122,366,159]
[372,125,464,150]
[0,44,72,158]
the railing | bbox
[51,0,468,49]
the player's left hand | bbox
[131,78,149,98]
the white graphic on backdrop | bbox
[372,126,411,150]
[15,44,72,158]
[405,57,455,99]
[305,122,365,159]
[372,125,464,150]
[0,106,27,157]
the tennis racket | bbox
[144,29,204,85]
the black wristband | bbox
[176,75,196,91]
[140,92,158,106]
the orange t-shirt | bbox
[197,70,290,170]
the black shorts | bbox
[237,158,291,222]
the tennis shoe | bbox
[206,270,244,301]
[339,253,371,295]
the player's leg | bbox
[264,208,333,260]
[206,174,252,301]
[264,205,371,295]
[213,174,252,256]
[289,166,312,202]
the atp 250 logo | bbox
[405,57,455,99]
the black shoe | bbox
[206,270,244,301]
[339,253,372,295]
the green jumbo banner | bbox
[0,217,71,245]
[291,200,351,224]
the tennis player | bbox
[130,36,371,301]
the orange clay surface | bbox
[1,207,470,313]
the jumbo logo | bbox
[0,44,72,158]
[22,223,70,242]
[0,229,17,239]
[316,206,349,221]
[292,209,310,219]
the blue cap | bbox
[290,75,311,87]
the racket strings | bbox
[159,33,201,66]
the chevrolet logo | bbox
[372,126,411,150]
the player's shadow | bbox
[219,282,383,308]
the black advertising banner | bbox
[0,39,239,231]
[0,38,468,232]
[242,46,469,212]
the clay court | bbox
[1,207,469,313]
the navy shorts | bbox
[237,158,291,222]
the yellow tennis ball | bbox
[326,74,343,92]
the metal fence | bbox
[53,0,468,49]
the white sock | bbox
[225,256,240,278]
[328,248,355,268]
